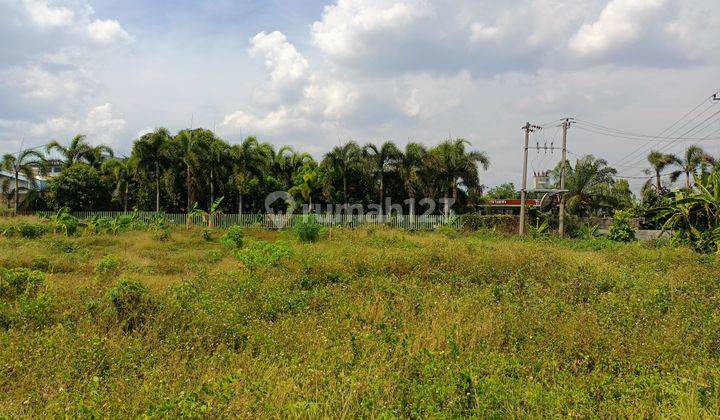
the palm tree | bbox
[206,138,232,204]
[230,137,269,214]
[363,141,401,215]
[670,145,714,189]
[644,150,676,192]
[45,134,93,168]
[175,129,209,212]
[396,142,427,216]
[321,142,362,206]
[84,144,115,169]
[1,149,48,214]
[272,146,314,189]
[428,139,490,216]
[554,155,618,216]
[102,157,136,212]
[289,170,320,210]
[133,128,171,212]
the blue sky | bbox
[1,0,719,191]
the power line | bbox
[617,108,720,175]
[609,92,719,169]
[573,121,720,142]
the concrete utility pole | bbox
[558,118,572,237]
[519,122,540,235]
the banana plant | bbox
[656,166,720,252]
[187,202,203,230]
[207,196,224,228]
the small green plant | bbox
[105,279,154,332]
[30,256,51,272]
[203,249,224,263]
[235,240,292,269]
[17,222,48,239]
[0,268,45,299]
[85,216,113,235]
[94,255,121,276]
[293,216,324,243]
[46,208,79,236]
[576,223,600,240]
[202,229,213,242]
[149,214,171,241]
[608,210,635,242]
[220,225,244,249]
[528,219,550,238]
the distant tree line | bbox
[1,130,490,215]
[1,131,716,224]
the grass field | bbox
[1,217,720,417]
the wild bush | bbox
[235,240,292,269]
[149,214,172,241]
[220,225,244,249]
[202,229,213,242]
[608,210,636,242]
[203,249,224,264]
[30,256,51,272]
[94,255,121,276]
[461,214,517,233]
[528,219,550,238]
[105,279,155,332]
[293,217,324,242]
[0,268,52,330]
[0,222,47,238]
[9,293,56,330]
[0,268,45,299]
[18,222,48,238]
[574,223,600,240]
[45,208,79,236]
[46,238,80,253]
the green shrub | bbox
[11,293,55,330]
[574,223,600,240]
[0,268,45,299]
[608,210,635,242]
[203,249,224,264]
[18,222,48,238]
[30,256,51,272]
[44,208,79,235]
[220,225,244,249]
[202,229,213,242]
[147,214,172,241]
[528,219,550,238]
[293,217,324,243]
[105,279,154,332]
[47,238,79,253]
[461,214,517,233]
[152,227,171,242]
[0,222,48,238]
[94,255,121,276]
[235,240,292,269]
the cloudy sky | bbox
[1,0,719,190]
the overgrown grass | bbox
[0,217,718,417]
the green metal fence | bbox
[65,211,461,230]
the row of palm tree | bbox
[2,129,491,215]
[643,146,715,192]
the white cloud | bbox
[301,78,359,119]
[396,71,473,119]
[221,107,309,134]
[569,0,666,56]
[311,0,430,59]
[23,0,75,29]
[249,31,309,104]
[87,19,132,44]
[0,103,126,147]
[0,64,96,101]
[469,23,501,42]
